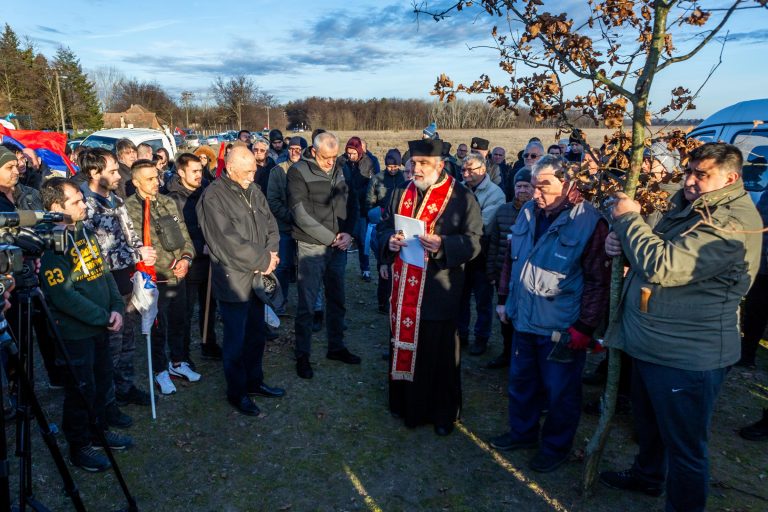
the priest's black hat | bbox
[408,139,444,157]
[471,137,489,151]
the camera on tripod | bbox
[0,211,70,289]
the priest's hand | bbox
[496,305,508,324]
[389,232,407,252]
[418,233,442,253]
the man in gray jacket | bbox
[457,153,505,355]
[600,143,763,512]
[197,146,285,416]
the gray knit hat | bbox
[0,147,17,168]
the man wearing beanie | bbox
[485,167,533,369]
[366,148,406,313]
[379,138,482,436]
[268,129,287,163]
[341,136,376,282]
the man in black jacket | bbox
[163,153,221,360]
[197,146,285,416]
[288,131,361,379]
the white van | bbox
[688,98,768,202]
[81,128,177,159]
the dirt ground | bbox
[8,260,768,512]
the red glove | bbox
[567,326,592,350]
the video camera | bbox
[0,210,70,289]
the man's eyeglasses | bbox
[462,166,483,173]
[493,153,504,157]
[523,153,541,159]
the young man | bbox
[40,178,133,472]
[125,160,197,395]
[79,148,155,418]
[163,153,221,359]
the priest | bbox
[378,139,482,436]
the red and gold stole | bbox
[390,174,455,381]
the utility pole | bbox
[54,69,66,133]
[181,91,193,128]
[266,106,270,130]
[237,101,242,130]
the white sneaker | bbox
[154,370,177,395]
[168,362,201,382]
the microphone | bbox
[0,211,65,228]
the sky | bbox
[5,0,768,118]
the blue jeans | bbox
[457,259,494,339]
[507,331,586,457]
[275,232,296,307]
[295,241,348,357]
[630,359,726,512]
[353,218,370,272]
[219,294,266,402]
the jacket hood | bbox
[164,174,204,199]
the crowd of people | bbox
[0,122,766,512]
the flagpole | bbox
[147,332,157,420]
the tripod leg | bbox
[6,351,86,512]
[33,290,138,512]
[0,351,11,512]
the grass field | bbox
[6,126,768,511]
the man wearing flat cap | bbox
[378,138,482,436]
[470,137,502,186]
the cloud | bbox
[726,28,768,44]
[85,20,180,39]
[37,25,65,34]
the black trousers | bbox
[741,273,768,366]
[152,280,189,370]
[630,359,726,512]
[59,332,112,453]
[185,258,217,345]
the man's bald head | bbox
[226,146,257,188]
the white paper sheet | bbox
[394,214,426,268]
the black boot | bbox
[469,336,488,356]
[312,311,324,333]
[740,409,768,441]
[487,336,511,368]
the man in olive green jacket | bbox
[599,143,763,512]
[125,160,196,395]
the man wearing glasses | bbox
[522,141,545,167]
[458,154,505,355]
[288,131,361,379]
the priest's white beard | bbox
[413,172,439,191]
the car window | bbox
[690,130,717,143]
[144,139,163,152]
[732,130,768,193]
[80,135,117,152]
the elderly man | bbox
[288,131,360,379]
[491,155,611,473]
[470,137,502,185]
[455,143,468,161]
[267,136,304,313]
[491,146,512,184]
[485,168,534,369]
[380,139,482,436]
[458,154,505,355]
[599,143,762,512]
[252,136,276,196]
[197,146,285,416]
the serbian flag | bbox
[174,127,186,136]
[135,197,157,282]
[215,139,227,178]
[0,126,76,176]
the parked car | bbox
[206,134,220,145]
[81,128,176,158]
[183,134,204,149]
[689,98,768,202]
[66,138,84,152]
